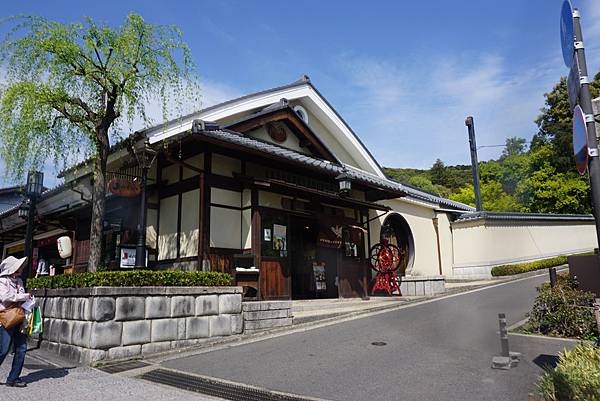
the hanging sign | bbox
[573,105,589,175]
[108,178,141,197]
[560,0,575,67]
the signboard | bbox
[560,0,575,67]
[119,247,148,268]
[567,55,580,111]
[573,105,589,175]
[108,178,141,197]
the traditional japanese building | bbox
[0,76,596,298]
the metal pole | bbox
[574,9,600,248]
[22,196,36,281]
[134,167,148,269]
[465,116,483,211]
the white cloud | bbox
[338,53,558,169]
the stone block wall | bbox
[242,301,293,332]
[31,286,243,364]
[398,276,445,296]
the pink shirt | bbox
[0,277,28,311]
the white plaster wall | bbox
[452,220,597,278]
[158,195,178,260]
[180,189,200,257]
[162,164,179,185]
[212,154,241,177]
[247,125,310,155]
[210,207,241,249]
[146,209,158,250]
[211,188,241,207]
[242,209,252,250]
[182,153,204,179]
[372,198,440,277]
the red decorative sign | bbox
[108,178,141,197]
[267,123,287,143]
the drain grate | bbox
[139,368,325,401]
[97,360,151,374]
[371,341,387,346]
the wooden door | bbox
[259,210,291,300]
[261,258,290,299]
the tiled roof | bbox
[192,122,474,211]
[454,211,594,223]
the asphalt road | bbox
[162,274,572,401]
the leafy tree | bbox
[429,158,447,186]
[0,14,198,271]
[450,181,521,212]
[501,136,527,159]
[516,145,590,214]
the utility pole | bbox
[573,8,600,247]
[465,116,483,212]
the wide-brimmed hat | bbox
[0,256,27,277]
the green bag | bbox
[29,306,43,336]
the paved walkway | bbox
[0,352,222,401]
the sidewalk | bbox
[0,351,222,401]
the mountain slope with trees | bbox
[384,73,600,214]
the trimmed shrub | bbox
[27,270,232,289]
[526,273,598,340]
[537,343,600,401]
[491,256,567,277]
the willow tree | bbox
[0,14,198,271]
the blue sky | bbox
[1,0,600,187]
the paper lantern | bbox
[57,236,72,259]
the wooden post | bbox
[432,217,443,276]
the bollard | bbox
[498,313,509,357]
[549,267,557,288]
[492,313,521,370]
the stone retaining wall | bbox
[31,286,243,364]
[242,301,293,332]
[398,276,445,296]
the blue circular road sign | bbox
[561,0,575,67]
[573,105,589,175]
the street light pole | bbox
[22,171,43,281]
[465,116,483,212]
[132,138,157,269]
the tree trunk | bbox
[88,127,110,272]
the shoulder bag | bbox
[0,306,25,330]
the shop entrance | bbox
[289,217,339,299]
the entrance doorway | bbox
[290,217,328,299]
[380,214,414,275]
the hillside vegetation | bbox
[384,73,600,214]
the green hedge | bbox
[537,344,600,401]
[27,270,232,289]
[491,256,568,276]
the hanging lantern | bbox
[336,171,352,197]
[26,171,44,197]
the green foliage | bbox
[429,158,447,185]
[537,344,600,401]
[525,273,598,340]
[27,270,232,289]
[500,136,527,159]
[450,181,522,212]
[491,256,568,276]
[516,145,591,214]
[0,13,199,178]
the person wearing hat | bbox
[0,256,31,388]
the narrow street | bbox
[160,273,569,401]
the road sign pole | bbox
[573,8,600,248]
